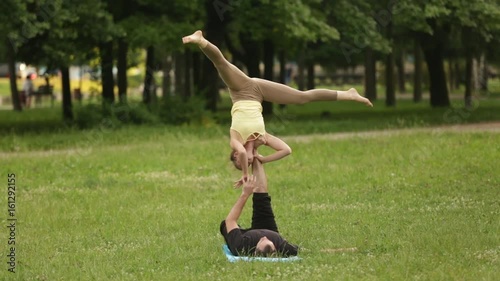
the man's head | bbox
[255,236,276,257]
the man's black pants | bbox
[220,192,279,235]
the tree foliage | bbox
[2,0,500,115]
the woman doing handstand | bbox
[182,30,373,187]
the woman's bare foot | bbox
[182,30,207,47]
[338,88,373,107]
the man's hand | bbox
[242,175,257,196]
[233,174,248,188]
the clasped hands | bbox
[233,149,263,188]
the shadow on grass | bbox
[0,108,70,134]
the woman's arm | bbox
[230,137,249,177]
[229,131,250,188]
[255,134,292,164]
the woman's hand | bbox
[254,153,265,163]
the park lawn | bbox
[1,126,499,280]
[1,96,500,151]
[0,79,10,95]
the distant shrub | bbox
[158,96,206,125]
[112,102,159,125]
[74,103,108,129]
[74,97,207,129]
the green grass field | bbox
[1,127,499,280]
[1,96,500,280]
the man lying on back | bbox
[219,159,299,256]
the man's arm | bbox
[225,175,257,233]
[281,242,299,257]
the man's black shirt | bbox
[223,226,299,257]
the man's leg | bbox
[250,159,279,232]
[182,30,251,91]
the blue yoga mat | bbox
[222,244,302,263]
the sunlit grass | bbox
[0,77,100,96]
[1,127,499,280]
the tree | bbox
[318,0,390,102]
[0,0,46,111]
[15,0,116,120]
[201,0,226,112]
[222,0,340,115]
[395,0,500,107]
[120,0,202,106]
[413,39,423,103]
[457,2,500,108]
[385,22,396,107]
[107,0,137,104]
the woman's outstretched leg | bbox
[182,30,250,91]
[255,78,373,106]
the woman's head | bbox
[230,149,242,170]
[230,149,255,170]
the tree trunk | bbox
[117,38,128,104]
[474,55,487,91]
[480,54,488,91]
[278,50,286,109]
[60,66,73,121]
[448,59,455,92]
[162,56,172,98]
[422,46,450,107]
[465,51,473,109]
[100,41,115,106]
[413,40,423,103]
[396,49,405,93]
[307,62,315,90]
[202,0,226,112]
[6,39,22,111]
[454,61,460,90]
[184,48,192,100]
[240,34,261,79]
[472,58,479,92]
[418,20,451,107]
[192,52,201,94]
[385,51,396,106]
[174,52,184,97]
[364,48,377,101]
[279,50,286,84]
[297,49,305,91]
[385,23,395,107]
[143,46,155,105]
[262,39,274,116]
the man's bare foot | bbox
[339,88,373,107]
[182,30,207,47]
